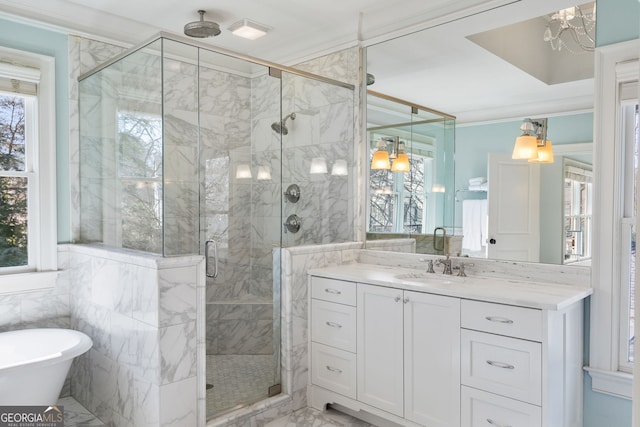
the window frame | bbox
[0,46,57,294]
[588,39,640,399]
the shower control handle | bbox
[283,214,302,233]
[205,240,218,278]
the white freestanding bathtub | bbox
[0,328,93,405]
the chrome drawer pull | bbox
[325,288,342,295]
[326,321,343,328]
[487,418,511,427]
[486,360,515,370]
[485,316,514,324]
[326,366,343,374]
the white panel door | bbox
[487,153,540,262]
[357,283,404,417]
[404,291,461,427]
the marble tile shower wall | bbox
[279,74,356,248]
[68,244,203,427]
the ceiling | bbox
[0,0,595,123]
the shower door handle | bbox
[205,240,218,278]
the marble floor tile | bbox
[206,354,277,418]
[265,407,376,427]
[58,396,104,426]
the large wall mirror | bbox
[365,0,595,266]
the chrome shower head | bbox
[184,10,221,38]
[271,113,296,135]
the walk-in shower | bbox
[77,33,355,422]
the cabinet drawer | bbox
[311,342,356,399]
[461,329,541,405]
[462,386,541,427]
[311,276,356,306]
[462,299,542,341]
[311,299,356,352]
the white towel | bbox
[462,199,488,251]
[468,182,488,192]
[468,176,487,186]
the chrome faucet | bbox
[419,258,436,273]
[436,255,453,275]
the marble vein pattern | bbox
[67,244,202,427]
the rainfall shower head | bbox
[271,113,296,135]
[184,10,221,38]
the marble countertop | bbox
[308,263,592,310]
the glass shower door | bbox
[196,48,283,418]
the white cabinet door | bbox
[357,283,404,417]
[404,291,461,427]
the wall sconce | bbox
[235,164,252,179]
[371,137,410,172]
[309,157,328,174]
[431,184,446,193]
[257,166,272,180]
[512,118,554,163]
[331,159,348,176]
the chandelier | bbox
[543,4,596,53]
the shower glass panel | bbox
[79,39,164,251]
[78,33,355,422]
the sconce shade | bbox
[512,135,538,160]
[331,159,348,176]
[310,157,328,174]
[257,166,272,180]
[371,150,391,170]
[391,153,410,172]
[529,141,554,163]
[432,184,446,193]
[235,164,252,179]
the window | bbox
[618,102,638,373]
[369,151,427,234]
[589,40,639,399]
[0,47,57,293]
[563,160,592,264]
[116,111,163,253]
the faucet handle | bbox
[457,262,475,277]
[420,258,436,273]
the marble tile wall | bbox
[279,72,356,248]
[0,247,71,333]
[67,244,204,427]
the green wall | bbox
[596,0,640,46]
[0,18,70,242]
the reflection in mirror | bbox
[455,117,593,265]
[364,0,595,265]
[366,91,456,255]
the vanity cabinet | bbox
[460,299,583,427]
[309,271,585,427]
